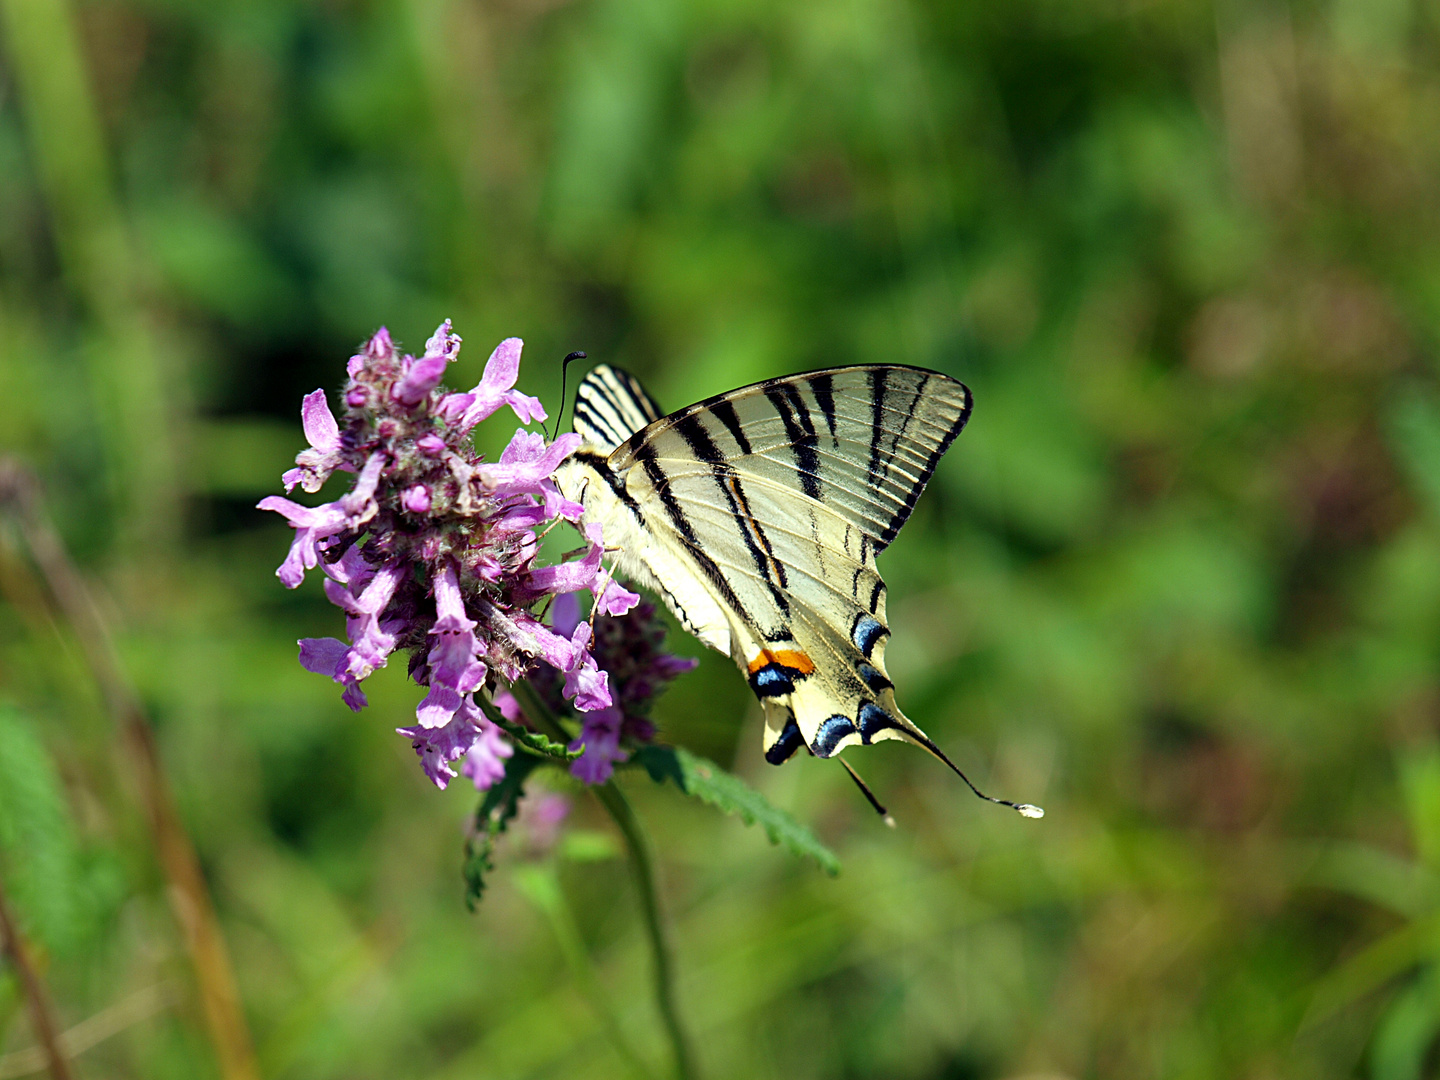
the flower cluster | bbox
[509,594,697,784]
[260,323,639,790]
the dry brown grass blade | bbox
[0,463,260,1080]
[0,871,76,1080]
[0,983,176,1080]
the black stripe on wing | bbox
[867,367,889,487]
[764,711,806,764]
[573,364,665,451]
[765,382,821,500]
[631,439,762,631]
[612,363,972,558]
[874,373,968,550]
[711,397,753,455]
[673,413,791,614]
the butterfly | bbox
[553,363,1042,820]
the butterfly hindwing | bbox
[579,364,970,763]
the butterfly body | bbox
[554,363,973,771]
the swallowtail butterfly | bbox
[553,364,1042,819]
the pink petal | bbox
[300,389,340,453]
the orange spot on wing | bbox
[747,648,816,676]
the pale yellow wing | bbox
[607,366,970,762]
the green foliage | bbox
[1304,744,1440,1080]
[0,705,120,959]
[463,752,544,910]
[5,0,1440,1074]
[634,745,840,876]
[483,710,583,763]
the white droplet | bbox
[1015,804,1045,819]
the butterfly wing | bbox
[604,365,971,762]
[572,364,665,454]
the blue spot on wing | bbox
[765,713,805,765]
[813,715,857,758]
[750,665,796,698]
[858,663,892,692]
[858,703,898,742]
[852,615,887,658]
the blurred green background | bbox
[4,0,1440,1076]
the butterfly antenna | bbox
[839,757,895,827]
[549,351,587,440]
[912,732,1044,819]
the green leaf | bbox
[1371,968,1440,1080]
[633,745,840,876]
[473,694,581,762]
[0,705,122,955]
[463,753,544,910]
[499,717,583,761]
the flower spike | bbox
[261,322,638,790]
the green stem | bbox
[473,691,578,761]
[506,680,698,1080]
[592,783,697,1080]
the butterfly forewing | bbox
[573,365,665,453]
[611,367,970,554]
[590,364,970,762]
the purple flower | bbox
[515,523,640,613]
[594,572,642,618]
[461,716,513,790]
[437,337,547,431]
[570,706,627,784]
[392,319,462,406]
[522,596,698,785]
[589,599,699,713]
[566,654,612,713]
[298,637,368,711]
[322,558,404,680]
[282,390,347,493]
[398,697,513,791]
[415,561,488,730]
[566,599,698,782]
[254,498,350,588]
[263,321,626,790]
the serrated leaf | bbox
[634,745,839,876]
[473,693,581,761]
[463,753,544,909]
[500,718,583,761]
